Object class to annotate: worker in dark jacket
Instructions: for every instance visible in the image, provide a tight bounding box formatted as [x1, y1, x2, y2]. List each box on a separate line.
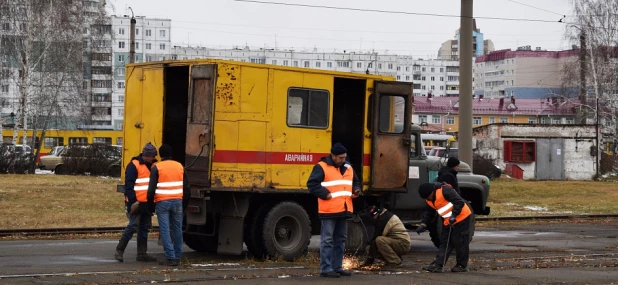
[416, 182, 472, 273]
[114, 143, 158, 262]
[147, 144, 191, 266]
[437, 157, 460, 195]
[307, 143, 361, 278]
[360, 206, 411, 269]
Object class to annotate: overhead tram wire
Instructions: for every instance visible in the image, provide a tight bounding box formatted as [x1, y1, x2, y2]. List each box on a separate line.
[233, 0, 566, 23]
[505, 0, 566, 17]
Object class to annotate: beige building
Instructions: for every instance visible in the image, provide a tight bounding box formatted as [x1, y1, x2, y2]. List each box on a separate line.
[473, 47, 579, 98]
[438, 20, 495, 61]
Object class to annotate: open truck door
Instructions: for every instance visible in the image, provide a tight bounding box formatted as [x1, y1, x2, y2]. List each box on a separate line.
[370, 81, 413, 192]
[185, 65, 217, 187]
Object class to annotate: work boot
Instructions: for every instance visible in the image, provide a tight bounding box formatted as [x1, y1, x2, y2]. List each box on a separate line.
[114, 239, 129, 262]
[451, 264, 469, 272]
[136, 239, 157, 262]
[360, 257, 375, 267]
[159, 259, 179, 266]
[319, 271, 340, 278]
[335, 270, 352, 276]
[425, 263, 443, 273]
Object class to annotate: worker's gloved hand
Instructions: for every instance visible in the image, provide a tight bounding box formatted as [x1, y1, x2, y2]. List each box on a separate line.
[449, 216, 456, 225]
[415, 224, 426, 235]
[360, 257, 375, 267]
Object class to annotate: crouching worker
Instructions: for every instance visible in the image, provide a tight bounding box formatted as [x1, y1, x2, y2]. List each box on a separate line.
[360, 206, 411, 269]
[416, 182, 472, 273]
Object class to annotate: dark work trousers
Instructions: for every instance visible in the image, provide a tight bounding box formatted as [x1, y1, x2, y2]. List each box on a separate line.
[434, 216, 470, 268]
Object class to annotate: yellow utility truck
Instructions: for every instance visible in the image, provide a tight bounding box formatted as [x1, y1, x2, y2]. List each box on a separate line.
[117, 59, 490, 261]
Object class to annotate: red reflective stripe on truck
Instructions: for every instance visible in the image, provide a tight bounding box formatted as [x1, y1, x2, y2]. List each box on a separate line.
[213, 150, 371, 166]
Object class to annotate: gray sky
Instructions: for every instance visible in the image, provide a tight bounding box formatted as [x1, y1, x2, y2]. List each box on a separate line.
[108, 0, 573, 58]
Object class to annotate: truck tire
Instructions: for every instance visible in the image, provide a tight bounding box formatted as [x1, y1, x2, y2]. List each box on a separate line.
[183, 233, 218, 253]
[54, 165, 66, 175]
[262, 202, 311, 261]
[346, 221, 369, 253]
[428, 214, 476, 249]
[244, 203, 272, 259]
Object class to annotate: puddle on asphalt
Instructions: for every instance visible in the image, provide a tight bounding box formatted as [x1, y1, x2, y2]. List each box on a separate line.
[475, 231, 562, 238]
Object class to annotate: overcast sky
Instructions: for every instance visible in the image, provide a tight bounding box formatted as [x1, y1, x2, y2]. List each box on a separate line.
[108, 0, 574, 58]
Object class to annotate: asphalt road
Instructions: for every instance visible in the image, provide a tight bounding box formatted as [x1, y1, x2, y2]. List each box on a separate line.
[1, 220, 617, 284]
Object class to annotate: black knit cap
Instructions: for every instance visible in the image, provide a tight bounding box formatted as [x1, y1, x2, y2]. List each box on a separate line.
[418, 182, 436, 199]
[159, 144, 173, 158]
[331, 143, 347, 155]
[447, 157, 460, 168]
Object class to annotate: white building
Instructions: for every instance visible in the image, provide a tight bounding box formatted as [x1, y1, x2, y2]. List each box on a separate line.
[110, 15, 171, 130]
[171, 46, 461, 97]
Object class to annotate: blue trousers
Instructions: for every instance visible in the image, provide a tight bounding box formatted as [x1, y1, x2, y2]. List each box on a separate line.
[319, 217, 347, 274]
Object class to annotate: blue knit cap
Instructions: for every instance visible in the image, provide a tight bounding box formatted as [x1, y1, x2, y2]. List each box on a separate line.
[142, 143, 157, 157]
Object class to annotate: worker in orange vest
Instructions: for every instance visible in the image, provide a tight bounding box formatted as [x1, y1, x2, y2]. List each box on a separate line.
[147, 144, 190, 267]
[115, 143, 158, 262]
[307, 143, 361, 278]
[416, 182, 472, 273]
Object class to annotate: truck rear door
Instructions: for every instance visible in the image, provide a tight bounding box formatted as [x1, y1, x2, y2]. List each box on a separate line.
[370, 81, 413, 192]
[185, 64, 216, 187]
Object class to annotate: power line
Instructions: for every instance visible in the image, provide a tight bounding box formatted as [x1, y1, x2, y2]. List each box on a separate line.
[234, 0, 566, 23]
[505, 0, 566, 17]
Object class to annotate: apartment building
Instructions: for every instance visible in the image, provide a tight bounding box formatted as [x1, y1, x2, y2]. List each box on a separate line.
[473, 47, 579, 99]
[438, 19, 495, 61]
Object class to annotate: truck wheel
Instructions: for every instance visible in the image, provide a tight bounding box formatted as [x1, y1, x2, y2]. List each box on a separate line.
[346, 221, 369, 253]
[262, 202, 311, 261]
[244, 203, 272, 259]
[183, 233, 218, 253]
[428, 215, 476, 249]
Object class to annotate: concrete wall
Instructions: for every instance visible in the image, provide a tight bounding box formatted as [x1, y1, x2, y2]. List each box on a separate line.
[473, 124, 596, 180]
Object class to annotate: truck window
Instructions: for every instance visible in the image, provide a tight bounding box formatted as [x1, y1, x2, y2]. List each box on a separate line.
[287, 88, 329, 128]
[378, 95, 405, 133]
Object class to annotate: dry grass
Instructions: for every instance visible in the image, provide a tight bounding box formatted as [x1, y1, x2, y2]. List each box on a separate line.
[487, 177, 618, 216]
[1, 175, 618, 229]
[0, 174, 127, 229]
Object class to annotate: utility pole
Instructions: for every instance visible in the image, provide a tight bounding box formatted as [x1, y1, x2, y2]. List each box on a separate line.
[128, 7, 136, 64]
[459, 0, 474, 170]
[579, 32, 587, 124]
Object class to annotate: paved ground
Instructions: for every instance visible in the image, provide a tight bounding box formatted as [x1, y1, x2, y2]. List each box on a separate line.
[1, 220, 617, 284]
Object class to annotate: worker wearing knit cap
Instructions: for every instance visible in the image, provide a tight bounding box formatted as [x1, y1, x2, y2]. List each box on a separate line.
[437, 157, 461, 195]
[307, 143, 361, 278]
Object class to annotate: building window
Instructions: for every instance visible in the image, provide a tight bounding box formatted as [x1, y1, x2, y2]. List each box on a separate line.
[388, 63, 393, 69]
[159, 43, 165, 50]
[1, 85, 8, 93]
[431, 68, 435, 72]
[422, 76, 426, 81]
[446, 116, 455, 125]
[500, 117, 508, 123]
[304, 61, 310, 68]
[378, 63, 382, 69]
[418, 115, 427, 123]
[504, 141, 536, 162]
[287, 88, 329, 128]
[440, 68, 444, 72]
[160, 30, 166, 37]
[473, 117, 482, 125]
[118, 28, 124, 35]
[93, 137, 112, 145]
[118, 96, 124, 103]
[283, 60, 289, 66]
[432, 116, 441, 124]
[406, 67, 410, 72]
[431, 85, 435, 90]
[565, 118, 574, 124]
[422, 67, 426, 72]
[135, 42, 139, 49]
[397, 66, 400, 71]
[271, 60, 277, 65]
[118, 55, 125, 62]
[397, 76, 401, 80]
[117, 68, 124, 76]
[327, 62, 332, 68]
[422, 85, 426, 90]
[117, 82, 125, 89]
[552, 118, 562, 124]
[135, 28, 139, 35]
[293, 61, 299, 67]
[118, 41, 125, 49]
[440, 86, 444, 90]
[406, 76, 410, 81]
[541, 117, 549, 124]
[146, 29, 151, 36]
[489, 117, 495, 124]
[431, 76, 435, 81]
[159, 56, 165, 61]
[440, 77, 444, 81]
[337, 61, 350, 68]
[146, 43, 151, 50]
[528, 117, 537, 124]
[118, 109, 124, 116]
[316, 62, 321, 68]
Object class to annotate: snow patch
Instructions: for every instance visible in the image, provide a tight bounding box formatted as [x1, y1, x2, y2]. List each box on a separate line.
[191, 262, 241, 267]
[523, 205, 548, 211]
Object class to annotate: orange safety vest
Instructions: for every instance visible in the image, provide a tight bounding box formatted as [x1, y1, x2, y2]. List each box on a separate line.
[154, 160, 185, 203]
[426, 186, 471, 226]
[317, 161, 354, 215]
[131, 159, 151, 203]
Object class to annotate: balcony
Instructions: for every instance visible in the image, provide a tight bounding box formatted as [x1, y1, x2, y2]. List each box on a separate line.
[91, 114, 111, 121]
[446, 72, 459, 76]
[446, 81, 459, 86]
[413, 71, 421, 75]
[91, 101, 112, 108]
[446, 90, 459, 95]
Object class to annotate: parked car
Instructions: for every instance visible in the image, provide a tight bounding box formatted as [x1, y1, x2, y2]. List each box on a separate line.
[46, 146, 65, 157]
[39, 144, 121, 177]
[428, 147, 459, 158]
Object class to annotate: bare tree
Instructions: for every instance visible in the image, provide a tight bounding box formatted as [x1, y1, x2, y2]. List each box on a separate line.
[0, 0, 111, 172]
[563, 0, 618, 140]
